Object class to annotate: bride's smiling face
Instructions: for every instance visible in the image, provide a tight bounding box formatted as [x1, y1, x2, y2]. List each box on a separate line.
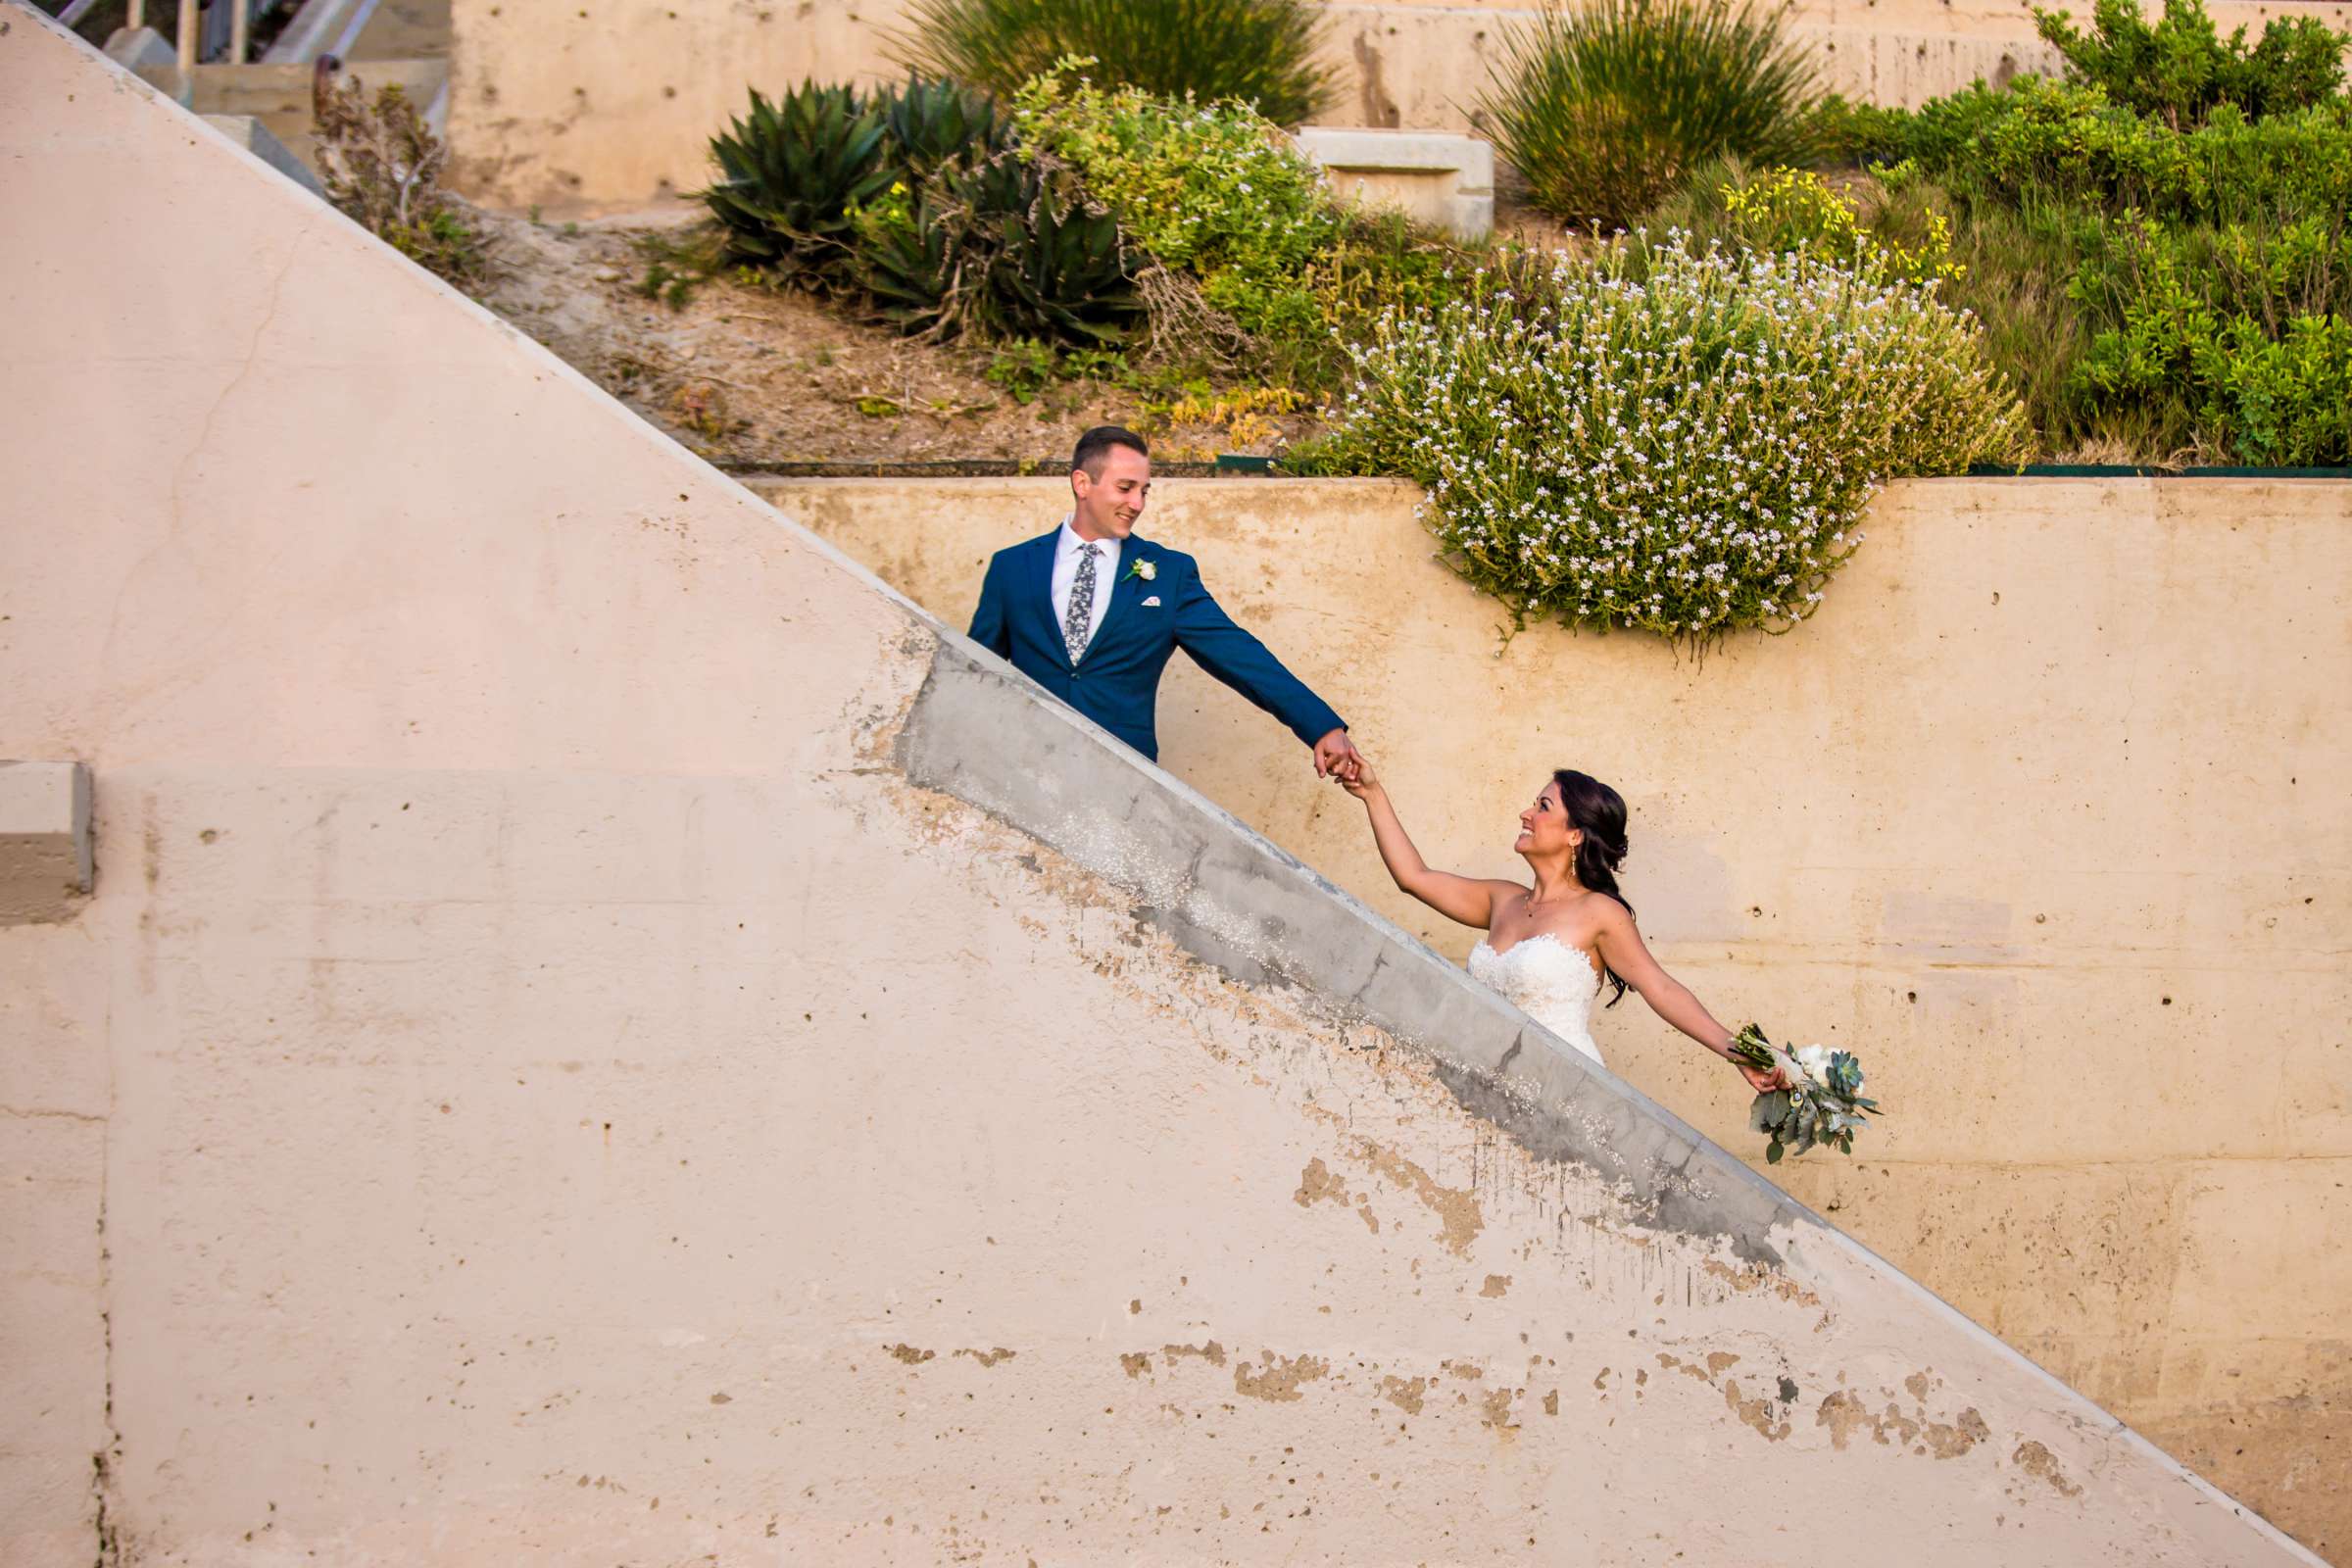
[1516, 781, 1582, 859]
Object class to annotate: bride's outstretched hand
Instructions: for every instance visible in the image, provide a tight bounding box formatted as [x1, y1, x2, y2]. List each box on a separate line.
[1339, 756, 1380, 798]
[1735, 1057, 1788, 1095]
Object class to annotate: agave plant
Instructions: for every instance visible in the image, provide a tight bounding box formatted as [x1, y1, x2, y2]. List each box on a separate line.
[862, 183, 974, 335]
[1481, 0, 1824, 229]
[891, 0, 1333, 125]
[874, 73, 1010, 178]
[978, 166, 1141, 345]
[703, 83, 892, 288]
[863, 152, 1141, 347]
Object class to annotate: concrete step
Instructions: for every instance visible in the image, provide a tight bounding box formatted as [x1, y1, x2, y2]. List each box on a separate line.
[200, 112, 323, 197]
[133, 55, 447, 172]
[263, 0, 447, 64]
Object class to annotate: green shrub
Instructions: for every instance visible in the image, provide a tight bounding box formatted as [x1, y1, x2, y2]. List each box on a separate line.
[2034, 0, 2346, 128]
[1298, 237, 2029, 640]
[1809, 93, 1913, 167]
[1009, 59, 1340, 344]
[704, 83, 893, 289]
[1882, 64, 2352, 461]
[1480, 0, 1824, 229]
[893, 0, 1333, 124]
[1902, 76, 2352, 223]
[2066, 212, 2352, 461]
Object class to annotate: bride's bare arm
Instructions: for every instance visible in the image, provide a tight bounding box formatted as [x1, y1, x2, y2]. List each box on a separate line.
[1592, 901, 1784, 1091]
[1341, 763, 1506, 930]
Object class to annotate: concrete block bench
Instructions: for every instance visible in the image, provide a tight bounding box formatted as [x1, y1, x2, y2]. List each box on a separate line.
[1292, 126, 1494, 240]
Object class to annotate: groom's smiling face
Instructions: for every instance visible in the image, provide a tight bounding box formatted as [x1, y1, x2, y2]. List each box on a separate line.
[1072, 446, 1152, 541]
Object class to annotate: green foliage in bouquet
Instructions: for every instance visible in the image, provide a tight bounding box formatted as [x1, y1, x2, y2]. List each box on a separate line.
[892, 0, 1334, 125]
[1298, 234, 2029, 641]
[1479, 0, 1825, 229]
[1730, 1025, 1880, 1163]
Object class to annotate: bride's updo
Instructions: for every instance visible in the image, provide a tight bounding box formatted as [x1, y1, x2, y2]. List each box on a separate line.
[1553, 768, 1635, 1005]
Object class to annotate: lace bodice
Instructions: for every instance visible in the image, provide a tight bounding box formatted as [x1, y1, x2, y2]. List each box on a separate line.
[1467, 932, 1605, 1066]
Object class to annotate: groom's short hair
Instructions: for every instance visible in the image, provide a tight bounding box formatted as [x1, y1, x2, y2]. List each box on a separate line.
[1073, 425, 1149, 478]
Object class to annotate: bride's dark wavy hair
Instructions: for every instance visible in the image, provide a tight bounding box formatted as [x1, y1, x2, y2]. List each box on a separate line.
[1553, 768, 1635, 1007]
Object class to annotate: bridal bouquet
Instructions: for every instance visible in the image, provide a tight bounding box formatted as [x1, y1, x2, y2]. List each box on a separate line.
[1730, 1025, 1880, 1163]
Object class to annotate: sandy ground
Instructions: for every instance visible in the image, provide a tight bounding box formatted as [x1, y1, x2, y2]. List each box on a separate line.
[469, 200, 1328, 468]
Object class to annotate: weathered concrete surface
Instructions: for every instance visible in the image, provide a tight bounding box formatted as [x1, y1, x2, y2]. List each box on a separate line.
[1, 11, 2337, 1564]
[763, 472, 2352, 1562]
[443, 0, 2352, 212]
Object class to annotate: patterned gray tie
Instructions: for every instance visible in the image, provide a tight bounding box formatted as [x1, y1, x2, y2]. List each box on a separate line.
[1063, 541, 1099, 664]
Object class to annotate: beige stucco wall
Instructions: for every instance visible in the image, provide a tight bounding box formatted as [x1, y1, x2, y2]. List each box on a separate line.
[1, 10, 2340, 1565]
[760, 472, 2352, 1560]
[446, 0, 2352, 212]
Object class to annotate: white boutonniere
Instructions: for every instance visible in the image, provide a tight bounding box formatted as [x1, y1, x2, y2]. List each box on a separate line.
[1122, 558, 1157, 584]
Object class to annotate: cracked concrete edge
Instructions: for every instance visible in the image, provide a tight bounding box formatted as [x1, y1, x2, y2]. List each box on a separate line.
[895, 641, 1810, 1264]
[889, 640, 2336, 1565]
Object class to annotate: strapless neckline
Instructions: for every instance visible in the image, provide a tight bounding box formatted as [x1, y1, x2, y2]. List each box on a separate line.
[1467, 932, 1606, 1066]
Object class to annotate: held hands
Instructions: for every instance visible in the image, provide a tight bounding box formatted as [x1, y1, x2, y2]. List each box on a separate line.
[1312, 728, 1366, 786]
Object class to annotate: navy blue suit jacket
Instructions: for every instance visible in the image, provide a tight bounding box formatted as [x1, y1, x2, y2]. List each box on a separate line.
[968, 528, 1345, 762]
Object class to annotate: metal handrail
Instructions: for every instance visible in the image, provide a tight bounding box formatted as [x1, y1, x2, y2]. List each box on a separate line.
[168, 0, 256, 69]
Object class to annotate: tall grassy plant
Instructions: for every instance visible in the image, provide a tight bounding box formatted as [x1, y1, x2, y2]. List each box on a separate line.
[1300, 238, 2030, 640]
[1482, 0, 1824, 229]
[893, 0, 1333, 124]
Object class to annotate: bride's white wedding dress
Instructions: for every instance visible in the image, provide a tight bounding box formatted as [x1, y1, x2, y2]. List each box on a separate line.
[1467, 932, 1606, 1066]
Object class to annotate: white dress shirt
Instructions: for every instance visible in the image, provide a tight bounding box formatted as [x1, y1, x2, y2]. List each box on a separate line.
[1051, 514, 1122, 655]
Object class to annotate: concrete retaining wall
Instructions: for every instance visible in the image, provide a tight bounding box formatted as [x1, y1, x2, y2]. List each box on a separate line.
[0, 10, 2335, 1564]
[760, 471, 2352, 1562]
[445, 0, 2352, 213]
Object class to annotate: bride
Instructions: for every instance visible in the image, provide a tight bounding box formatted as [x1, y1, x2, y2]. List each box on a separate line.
[1343, 760, 1785, 1092]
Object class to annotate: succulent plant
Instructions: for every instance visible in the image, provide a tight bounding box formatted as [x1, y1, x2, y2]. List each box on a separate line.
[703, 83, 893, 289]
[873, 74, 1010, 179]
[862, 152, 1141, 348]
[980, 168, 1139, 345]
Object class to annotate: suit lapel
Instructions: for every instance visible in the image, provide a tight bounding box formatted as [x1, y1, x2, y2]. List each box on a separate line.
[1025, 528, 1067, 668]
[1085, 538, 1153, 663]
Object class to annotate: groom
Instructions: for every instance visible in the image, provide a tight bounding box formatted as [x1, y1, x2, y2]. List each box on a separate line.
[969, 425, 1362, 777]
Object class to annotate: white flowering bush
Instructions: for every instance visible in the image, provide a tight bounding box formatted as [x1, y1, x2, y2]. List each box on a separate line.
[1297, 233, 2030, 639]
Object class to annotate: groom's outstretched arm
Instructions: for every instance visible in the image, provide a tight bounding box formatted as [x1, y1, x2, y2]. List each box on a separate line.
[1171, 560, 1345, 749]
[968, 555, 1012, 659]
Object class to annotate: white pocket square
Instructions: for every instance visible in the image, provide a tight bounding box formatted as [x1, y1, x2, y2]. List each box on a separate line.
[1142, 596, 1162, 608]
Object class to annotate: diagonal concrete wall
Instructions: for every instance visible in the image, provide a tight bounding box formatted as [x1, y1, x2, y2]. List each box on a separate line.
[0, 7, 2331, 1563]
[762, 470, 2352, 1561]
